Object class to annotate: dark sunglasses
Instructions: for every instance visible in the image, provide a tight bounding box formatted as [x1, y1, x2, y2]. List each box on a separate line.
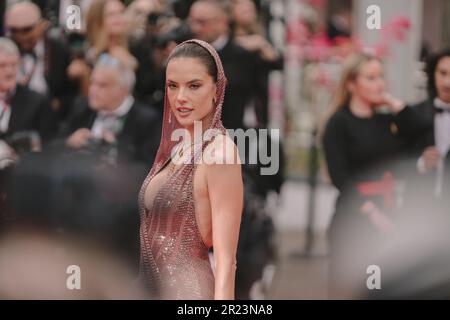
[8, 20, 40, 34]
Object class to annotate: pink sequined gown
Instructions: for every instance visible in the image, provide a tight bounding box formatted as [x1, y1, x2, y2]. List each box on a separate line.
[139, 39, 228, 300]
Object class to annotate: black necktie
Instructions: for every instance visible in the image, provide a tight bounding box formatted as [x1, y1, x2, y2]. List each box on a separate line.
[434, 106, 450, 114]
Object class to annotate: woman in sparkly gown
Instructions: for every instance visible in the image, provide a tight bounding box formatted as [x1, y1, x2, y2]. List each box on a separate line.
[139, 39, 243, 300]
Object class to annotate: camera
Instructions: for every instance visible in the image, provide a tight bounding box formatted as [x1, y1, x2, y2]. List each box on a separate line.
[4, 131, 42, 154]
[0, 140, 16, 170]
[154, 24, 193, 49]
[80, 137, 119, 166]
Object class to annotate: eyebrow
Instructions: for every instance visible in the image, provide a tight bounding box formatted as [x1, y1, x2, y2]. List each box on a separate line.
[167, 79, 203, 84]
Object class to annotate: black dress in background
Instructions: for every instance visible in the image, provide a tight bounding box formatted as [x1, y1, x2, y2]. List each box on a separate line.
[322, 105, 421, 295]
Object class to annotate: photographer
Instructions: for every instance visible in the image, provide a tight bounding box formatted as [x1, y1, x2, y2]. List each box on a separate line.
[0, 37, 57, 155]
[131, 9, 192, 111]
[61, 54, 161, 168]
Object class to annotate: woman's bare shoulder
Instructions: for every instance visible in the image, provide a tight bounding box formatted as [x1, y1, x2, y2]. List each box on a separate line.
[202, 133, 241, 166]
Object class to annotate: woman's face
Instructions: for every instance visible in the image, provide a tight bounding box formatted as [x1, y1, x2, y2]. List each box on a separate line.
[349, 59, 386, 107]
[104, 0, 126, 36]
[166, 57, 217, 130]
[233, 0, 257, 27]
[435, 56, 450, 103]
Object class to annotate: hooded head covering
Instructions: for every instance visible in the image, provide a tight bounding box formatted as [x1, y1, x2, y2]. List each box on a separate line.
[148, 39, 228, 177]
[138, 39, 228, 297]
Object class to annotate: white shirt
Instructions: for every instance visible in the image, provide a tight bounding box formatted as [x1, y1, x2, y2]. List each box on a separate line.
[0, 90, 15, 134]
[434, 98, 450, 196]
[434, 98, 450, 156]
[20, 40, 48, 95]
[211, 34, 229, 52]
[417, 98, 450, 197]
[91, 96, 134, 139]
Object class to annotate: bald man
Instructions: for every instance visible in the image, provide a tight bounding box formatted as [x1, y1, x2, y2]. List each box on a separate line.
[5, 2, 76, 119]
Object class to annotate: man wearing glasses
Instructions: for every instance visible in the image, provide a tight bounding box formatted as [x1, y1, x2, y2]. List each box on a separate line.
[0, 37, 56, 150]
[187, 0, 260, 131]
[5, 1, 75, 120]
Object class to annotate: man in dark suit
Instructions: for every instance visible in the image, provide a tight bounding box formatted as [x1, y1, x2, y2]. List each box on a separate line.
[188, 0, 260, 130]
[408, 48, 450, 211]
[0, 37, 56, 150]
[5, 2, 76, 119]
[61, 54, 161, 167]
[47, 55, 161, 268]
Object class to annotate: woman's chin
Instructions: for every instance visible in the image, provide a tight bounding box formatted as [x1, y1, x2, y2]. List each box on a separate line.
[175, 116, 195, 128]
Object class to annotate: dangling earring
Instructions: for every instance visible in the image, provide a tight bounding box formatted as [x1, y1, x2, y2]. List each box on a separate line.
[168, 111, 172, 124]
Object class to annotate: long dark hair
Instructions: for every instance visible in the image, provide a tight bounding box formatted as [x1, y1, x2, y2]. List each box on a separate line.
[426, 48, 450, 100]
[168, 42, 218, 82]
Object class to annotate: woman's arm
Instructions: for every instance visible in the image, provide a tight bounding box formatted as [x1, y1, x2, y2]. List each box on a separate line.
[235, 34, 281, 63]
[322, 113, 354, 192]
[382, 93, 428, 137]
[205, 136, 244, 300]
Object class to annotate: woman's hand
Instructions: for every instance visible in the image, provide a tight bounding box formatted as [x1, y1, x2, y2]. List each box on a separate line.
[360, 200, 395, 233]
[235, 34, 279, 62]
[419, 146, 441, 173]
[67, 58, 91, 80]
[66, 128, 92, 149]
[0, 140, 17, 169]
[67, 58, 91, 96]
[381, 92, 405, 113]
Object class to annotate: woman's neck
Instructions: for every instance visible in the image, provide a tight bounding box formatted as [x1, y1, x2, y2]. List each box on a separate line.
[185, 114, 215, 144]
[109, 34, 123, 47]
[349, 96, 373, 118]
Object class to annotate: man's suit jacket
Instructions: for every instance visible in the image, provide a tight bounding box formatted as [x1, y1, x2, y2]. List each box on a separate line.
[17, 32, 77, 119]
[2, 85, 57, 144]
[61, 97, 161, 166]
[411, 99, 436, 150]
[217, 38, 260, 130]
[404, 99, 450, 211]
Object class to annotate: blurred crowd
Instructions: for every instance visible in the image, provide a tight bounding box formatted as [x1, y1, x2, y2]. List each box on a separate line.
[0, 0, 283, 299]
[1, 0, 450, 300]
[322, 49, 450, 298]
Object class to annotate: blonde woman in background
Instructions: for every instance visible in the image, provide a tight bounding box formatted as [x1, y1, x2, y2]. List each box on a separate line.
[322, 53, 423, 297]
[67, 0, 137, 96]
